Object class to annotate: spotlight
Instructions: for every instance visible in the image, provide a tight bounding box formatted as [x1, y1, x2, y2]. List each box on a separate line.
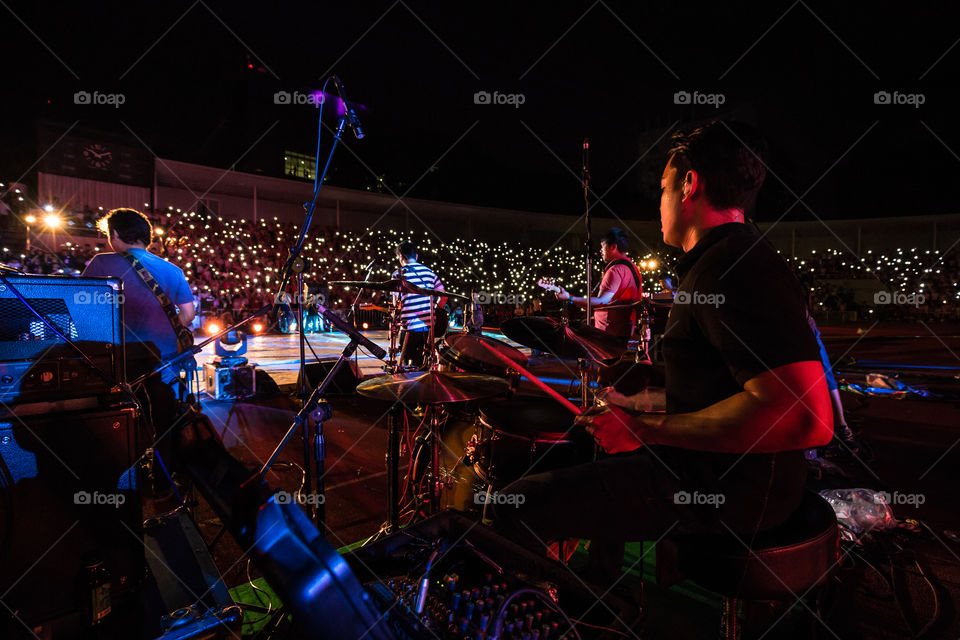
[43, 214, 62, 228]
[252, 322, 264, 333]
[207, 323, 221, 335]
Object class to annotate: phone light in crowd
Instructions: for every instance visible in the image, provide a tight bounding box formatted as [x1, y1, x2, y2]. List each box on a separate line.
[207, 323, 221, 335]
[647, 260, 658, 270]
[43, 214, 62, 228]
[155, 227, 164, 236]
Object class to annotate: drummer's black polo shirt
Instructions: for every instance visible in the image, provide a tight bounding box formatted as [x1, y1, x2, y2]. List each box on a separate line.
[656, 222, 821, 530]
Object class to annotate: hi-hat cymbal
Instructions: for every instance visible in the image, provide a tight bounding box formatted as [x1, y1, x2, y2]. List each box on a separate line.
[500, 317, 626, 364]
[328, 279, 469, 300]
[356, 370, 508, 404]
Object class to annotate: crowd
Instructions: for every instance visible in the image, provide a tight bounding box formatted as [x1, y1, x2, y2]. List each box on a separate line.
[3, 207, 958, 327]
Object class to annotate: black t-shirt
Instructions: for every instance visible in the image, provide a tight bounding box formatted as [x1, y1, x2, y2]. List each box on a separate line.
[655, 222, 821, 531]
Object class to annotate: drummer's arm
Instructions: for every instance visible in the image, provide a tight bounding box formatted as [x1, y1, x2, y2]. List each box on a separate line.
[630, 361, 833, 453]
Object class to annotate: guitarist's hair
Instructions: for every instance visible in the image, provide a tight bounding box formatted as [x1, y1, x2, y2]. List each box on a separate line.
[600, 228, 629, 253]
[104, 208, 152, 246]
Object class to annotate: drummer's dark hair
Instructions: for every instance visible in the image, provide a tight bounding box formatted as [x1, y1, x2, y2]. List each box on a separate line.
[667, 120, 767, 212]
[601, 228, 629, 253]
[396, 241, 417, 261]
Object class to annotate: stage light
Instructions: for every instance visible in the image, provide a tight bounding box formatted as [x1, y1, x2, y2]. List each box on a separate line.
[362, 322, 369, 329]
[43, 204, 54, 212]
[207, 323, 221, 335]
[155, 227, 164, 235]
[252, 322, 264, 333]
[24, 215, 36, 224]
[44, 214, 62, 228]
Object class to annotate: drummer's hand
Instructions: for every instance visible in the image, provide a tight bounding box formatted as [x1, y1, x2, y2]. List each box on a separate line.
[554, 287, 570, 302]
[575, 405, 644, 454]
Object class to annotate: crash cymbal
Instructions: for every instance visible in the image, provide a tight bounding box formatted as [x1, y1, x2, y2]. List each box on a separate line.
[328, 280, 469, 300]
[564, 322, 629, 363]
[500, 317, 626, 364]
[356, 370, 508, 404]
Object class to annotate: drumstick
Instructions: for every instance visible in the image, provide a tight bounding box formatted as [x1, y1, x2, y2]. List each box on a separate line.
[474, 339, 582, 415]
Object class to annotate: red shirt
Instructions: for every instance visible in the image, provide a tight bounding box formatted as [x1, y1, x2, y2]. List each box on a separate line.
[594, 259, 642, 337]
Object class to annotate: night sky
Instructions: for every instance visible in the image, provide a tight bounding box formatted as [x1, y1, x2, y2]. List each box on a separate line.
[4, 1, 959, 222]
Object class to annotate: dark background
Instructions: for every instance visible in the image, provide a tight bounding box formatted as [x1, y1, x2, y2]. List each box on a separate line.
[3, 1, 959, 221]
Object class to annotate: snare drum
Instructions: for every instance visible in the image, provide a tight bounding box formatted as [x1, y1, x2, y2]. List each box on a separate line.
[470, 396, 592, 488]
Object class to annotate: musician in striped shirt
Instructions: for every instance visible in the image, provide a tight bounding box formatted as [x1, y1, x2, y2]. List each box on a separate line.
[392, 241, 446, 368]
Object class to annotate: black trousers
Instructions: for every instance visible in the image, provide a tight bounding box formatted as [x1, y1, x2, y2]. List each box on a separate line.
[399, 330, 429, 369]
[491, 448, 804, 585]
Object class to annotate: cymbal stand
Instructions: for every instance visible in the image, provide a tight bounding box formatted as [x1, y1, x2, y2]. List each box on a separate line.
[638, 305, 652, 362]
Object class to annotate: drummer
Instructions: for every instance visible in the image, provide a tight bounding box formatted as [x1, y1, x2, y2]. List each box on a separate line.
[493, 121, 834, 587]
[554, 228, 643, 338]
[392, 241, 447, 368]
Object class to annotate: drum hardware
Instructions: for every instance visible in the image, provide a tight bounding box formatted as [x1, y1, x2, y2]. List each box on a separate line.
[358, 370, 509, 530]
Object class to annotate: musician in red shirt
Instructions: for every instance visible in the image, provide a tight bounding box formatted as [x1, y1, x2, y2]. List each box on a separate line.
[555, 228, 643, 337]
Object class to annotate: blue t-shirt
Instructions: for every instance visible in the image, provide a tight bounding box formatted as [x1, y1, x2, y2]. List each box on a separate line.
[82, 248, 193, 381]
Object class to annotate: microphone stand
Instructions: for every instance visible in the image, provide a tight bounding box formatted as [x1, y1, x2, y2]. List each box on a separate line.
[256, 113, 352, 532]
[347, 261, 375, 371]
[581, 138, 593, 410]
[582, 137, 593, 327]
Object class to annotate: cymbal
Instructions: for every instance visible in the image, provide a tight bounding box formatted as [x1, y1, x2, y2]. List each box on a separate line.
[444, 332, 529, 370]
[356, 370, 509, 404]
[329, 279, 469, 300]
[500, 317, 627, 364]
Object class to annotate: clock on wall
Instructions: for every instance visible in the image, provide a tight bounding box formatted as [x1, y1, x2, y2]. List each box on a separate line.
[82, 143, 113, 170]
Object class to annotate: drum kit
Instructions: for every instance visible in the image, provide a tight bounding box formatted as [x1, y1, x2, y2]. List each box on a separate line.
[333, 276, 666, 534]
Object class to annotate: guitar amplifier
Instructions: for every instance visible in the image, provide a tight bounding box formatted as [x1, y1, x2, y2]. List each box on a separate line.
[0, 400, 144, 638]
[0, 275, 124, 404]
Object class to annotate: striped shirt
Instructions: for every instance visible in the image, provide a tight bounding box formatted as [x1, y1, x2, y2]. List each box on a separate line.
[392, 262, 444, 332]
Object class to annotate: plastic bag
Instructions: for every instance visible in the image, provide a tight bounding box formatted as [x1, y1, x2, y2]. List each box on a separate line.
[819, 488, 897, 537]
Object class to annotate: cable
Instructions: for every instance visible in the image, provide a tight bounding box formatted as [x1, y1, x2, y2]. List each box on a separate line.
[239, 557, 275, 626]
[569, 617, 632, 638]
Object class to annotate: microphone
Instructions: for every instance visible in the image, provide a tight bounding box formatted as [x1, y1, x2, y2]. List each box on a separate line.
[317, 302, 386, 359]
[333, 76, 365, 139]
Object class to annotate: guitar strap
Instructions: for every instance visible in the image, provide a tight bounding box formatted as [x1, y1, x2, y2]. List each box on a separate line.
[120, 251, 194, 354]
[605, 258, 642, 291]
